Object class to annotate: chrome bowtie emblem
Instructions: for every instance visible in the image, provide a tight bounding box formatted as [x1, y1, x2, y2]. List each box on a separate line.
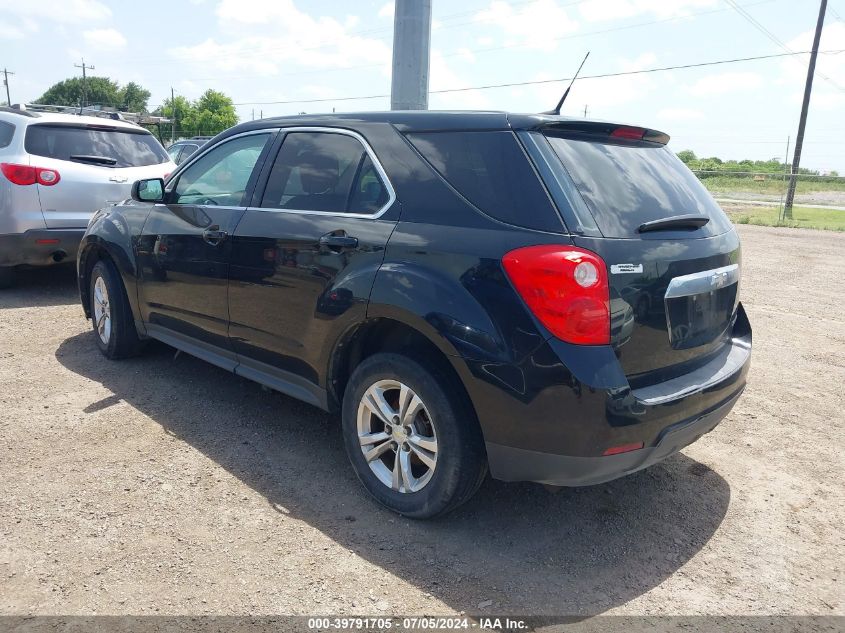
[108, 175, 128, 183]
[711, 271, 729, 288]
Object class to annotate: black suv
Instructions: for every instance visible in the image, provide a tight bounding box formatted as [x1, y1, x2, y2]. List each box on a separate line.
[78, 112, 751, 518]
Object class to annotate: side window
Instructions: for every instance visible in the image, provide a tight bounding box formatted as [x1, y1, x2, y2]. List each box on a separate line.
[173, 133, 271, 206]
[166, 144, 182, 162]
[406, 130, 562, 232]
[0, 121, 14, 149]
[180, 144, 199, 161]
[260, 131, 389, 215]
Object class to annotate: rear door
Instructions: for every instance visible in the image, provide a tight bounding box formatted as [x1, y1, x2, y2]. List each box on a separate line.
[24, 122, 173, 228]
[136, 130, 275, 353]
[228, 128, 397, 399]
[523, 127, 740, 383]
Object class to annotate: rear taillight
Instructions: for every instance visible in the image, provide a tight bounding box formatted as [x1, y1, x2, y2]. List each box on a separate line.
[502, 245, 610, 345]
[0, 163, 61, 186]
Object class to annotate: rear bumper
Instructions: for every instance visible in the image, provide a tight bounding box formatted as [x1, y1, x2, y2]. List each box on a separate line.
[463, 303, 751, 486]
[486, 386, 743, 486]
[0, 229, 85, 267]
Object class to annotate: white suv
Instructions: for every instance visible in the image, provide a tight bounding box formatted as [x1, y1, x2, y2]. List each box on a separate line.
[0, 107, 175, 288]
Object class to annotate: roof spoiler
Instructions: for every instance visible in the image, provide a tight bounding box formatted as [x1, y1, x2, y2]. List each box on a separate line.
[538, 120, 670, 145]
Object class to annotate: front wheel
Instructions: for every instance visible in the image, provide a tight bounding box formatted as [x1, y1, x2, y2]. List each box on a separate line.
[89, 259, 141, 359]
[341, 353, 487, 519]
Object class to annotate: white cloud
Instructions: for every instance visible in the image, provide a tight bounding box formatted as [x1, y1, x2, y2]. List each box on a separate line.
[428, 50, 492, 110]
[778, 22, 845, 111]
[530, 53, 658, 116]
[0, 0, 111, 23]
[687, 72, 763, 97]
[83, 28, 127, 50]
[579, 0, 717, 22]
[474, 0, 578, 51]
[657, 107, 704, 120]
[171, 0, 390, 77]
[378, 2, 394, 19]
[0, 18, 36, 40]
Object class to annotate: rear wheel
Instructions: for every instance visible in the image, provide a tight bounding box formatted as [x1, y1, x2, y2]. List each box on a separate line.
[89, 259, 141, 359]
[341, 353, 486, 518]
[0, 267, 14, 289]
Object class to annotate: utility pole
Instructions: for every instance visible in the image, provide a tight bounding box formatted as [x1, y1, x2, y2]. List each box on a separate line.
[2, 68, 13, 106]
[171, 87, 176, 143]
[390, 0, 432, 110]
[583, 104, 588, 118]
[784, 0, 827, 219]
[74, 58, 95, 110]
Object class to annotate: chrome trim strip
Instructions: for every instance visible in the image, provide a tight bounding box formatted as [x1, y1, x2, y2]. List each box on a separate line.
[633, 336, 750, 406]
[250, 126, 397, 220]
[664, 264, 740, 299]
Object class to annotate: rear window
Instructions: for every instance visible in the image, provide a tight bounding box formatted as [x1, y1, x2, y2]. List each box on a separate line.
[25, 124, 169, 168]
[0, 121, 14, 148]
[544, 135, 732, 238]
[406, 131, 562, 232]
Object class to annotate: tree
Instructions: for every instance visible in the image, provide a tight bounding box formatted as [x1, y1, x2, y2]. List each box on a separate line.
[118, 82, 151, 113]
[676, 149, 697, 164]
[35, 77, 121, 108]
[158, 95, 194, 137]
[181, 89, 238, 135]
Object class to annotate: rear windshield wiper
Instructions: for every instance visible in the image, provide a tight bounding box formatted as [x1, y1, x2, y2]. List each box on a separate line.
[69, 154, 118, 166]
[638, 214, 710, 233]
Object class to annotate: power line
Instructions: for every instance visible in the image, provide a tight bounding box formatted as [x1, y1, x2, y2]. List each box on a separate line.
[232, 48, 845, 106]
[724, 0, 844, 92]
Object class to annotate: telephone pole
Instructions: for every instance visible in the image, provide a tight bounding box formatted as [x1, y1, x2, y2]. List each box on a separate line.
[783, 0, 827, 219]
[171, 87, 176, 143]
[390, 0, 432, 110]
[2, 68, 13, 106]
[74, 58, 95, 110]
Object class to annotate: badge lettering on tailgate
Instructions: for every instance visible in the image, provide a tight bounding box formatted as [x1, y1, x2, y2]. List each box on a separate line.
[611, 263, 643, 274]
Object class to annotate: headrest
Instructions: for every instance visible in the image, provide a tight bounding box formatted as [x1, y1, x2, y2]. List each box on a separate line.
[298, 149, 339, 194]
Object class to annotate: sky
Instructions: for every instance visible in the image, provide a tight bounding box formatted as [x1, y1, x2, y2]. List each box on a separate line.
[1, 0, 844, 172]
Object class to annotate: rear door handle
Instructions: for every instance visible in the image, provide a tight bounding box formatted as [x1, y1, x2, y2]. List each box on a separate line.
[202, 228, 227, 246]
[319, 233, 358, 249]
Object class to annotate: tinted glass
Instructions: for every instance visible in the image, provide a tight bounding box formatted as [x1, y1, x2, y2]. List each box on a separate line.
[0, 121, 13, 149]
[166, 144, 182, 161]
[406, 131, 562, 232]
[261, 131, 388, 214]
[173, 133, 270, 206]
[545, 136, 732, 238]
[180, 144, 199, 161]
[25, 124, 169, 167]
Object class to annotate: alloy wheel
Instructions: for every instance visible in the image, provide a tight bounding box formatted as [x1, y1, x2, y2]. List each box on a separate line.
[356, 379, 438, 493]
[93, 276, 112, 345]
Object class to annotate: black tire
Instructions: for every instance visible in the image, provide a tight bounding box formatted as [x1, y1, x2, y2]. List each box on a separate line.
[89, 259, 142, 359]
[0, 266, 14, 289]
[341, 352, 487, 519]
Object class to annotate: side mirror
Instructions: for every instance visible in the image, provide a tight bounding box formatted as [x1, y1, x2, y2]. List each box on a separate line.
[131, 178, 165, 203]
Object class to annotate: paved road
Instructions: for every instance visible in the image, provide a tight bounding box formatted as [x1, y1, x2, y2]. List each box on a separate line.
[715, 197, 845, 211]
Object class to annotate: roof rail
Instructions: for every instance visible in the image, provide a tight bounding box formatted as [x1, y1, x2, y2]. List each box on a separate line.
[19, 103, 171, 126]
[0, 105, 40, 118]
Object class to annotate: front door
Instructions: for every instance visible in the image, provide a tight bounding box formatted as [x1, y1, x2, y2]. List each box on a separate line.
[228, 129, 398, 402]
[136, 131, 275, 354]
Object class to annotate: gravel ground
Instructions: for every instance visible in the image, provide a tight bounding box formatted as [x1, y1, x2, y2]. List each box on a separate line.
[0, 225, 842, 618]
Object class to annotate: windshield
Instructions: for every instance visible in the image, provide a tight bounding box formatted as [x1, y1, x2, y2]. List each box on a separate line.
[544, 134, 732, 238]
[25, 124, 170, 168]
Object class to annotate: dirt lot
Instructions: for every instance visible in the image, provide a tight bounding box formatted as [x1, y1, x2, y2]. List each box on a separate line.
[0, 225, 842, 618]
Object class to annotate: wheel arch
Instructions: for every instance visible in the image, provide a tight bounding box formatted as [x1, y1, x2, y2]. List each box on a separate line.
[327, 313, 482, 438]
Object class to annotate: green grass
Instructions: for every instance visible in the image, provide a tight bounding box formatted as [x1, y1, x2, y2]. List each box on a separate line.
[726, 205, 845, 231]
[700, 176, 845, 196]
